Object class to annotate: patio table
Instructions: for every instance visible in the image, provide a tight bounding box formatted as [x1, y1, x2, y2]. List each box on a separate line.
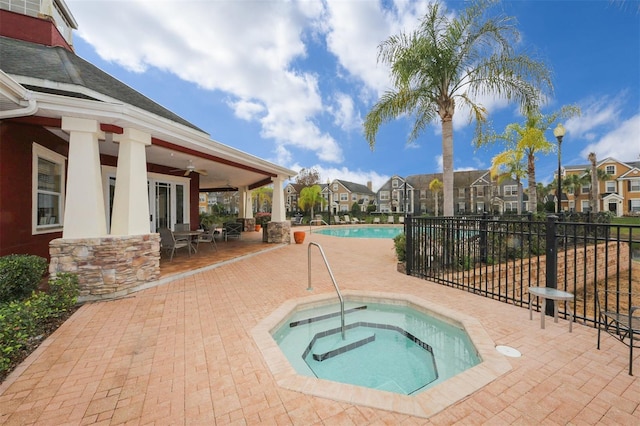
[528, 286, 575, 332]
[173, 230, 202, 255]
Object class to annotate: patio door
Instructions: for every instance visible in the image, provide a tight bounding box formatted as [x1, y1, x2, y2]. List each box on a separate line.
[150, 180, 188, 232]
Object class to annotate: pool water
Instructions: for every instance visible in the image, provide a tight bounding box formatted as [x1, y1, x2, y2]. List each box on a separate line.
[313, 226, 403, 239]
[272, 301, 480, 395]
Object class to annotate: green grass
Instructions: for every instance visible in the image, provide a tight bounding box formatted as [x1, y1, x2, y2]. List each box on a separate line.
[612, 216, 640, 226]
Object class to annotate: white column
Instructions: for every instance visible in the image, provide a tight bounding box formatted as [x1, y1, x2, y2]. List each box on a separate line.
[61, 117, 107, 238]
[110, 128, 151, 235]
[271, 176, 286, 221]
[238, 188, 246, 218]
[245, 189, 254, 219]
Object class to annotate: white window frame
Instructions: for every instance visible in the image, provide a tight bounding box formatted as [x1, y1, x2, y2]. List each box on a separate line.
[380, 191, 390, 201]
[630, 179, 640, 192]
[392, 179, 399, 188]
[631, 199, 640, 212]
[581, 200, 591, 212]
[476, 187, 484, 197]
[581, 184, 590, 194]
[504, 185, 518, 196]
[352, 193, 357, 201]
[32, 143, 66, 234]
[340, 193, 348, 201]
[605, 165, 616, 175]
[605, 180, 616, 193]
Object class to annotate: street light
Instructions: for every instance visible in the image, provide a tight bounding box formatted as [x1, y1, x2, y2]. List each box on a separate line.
[554, 123, 566, 214]
[327, 179, 331, 226]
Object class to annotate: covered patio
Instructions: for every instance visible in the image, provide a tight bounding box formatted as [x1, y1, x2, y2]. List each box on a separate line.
[1, 231, 638, 424]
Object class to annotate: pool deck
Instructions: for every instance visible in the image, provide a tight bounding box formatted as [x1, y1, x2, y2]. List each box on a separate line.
[1, 231, 639, 424]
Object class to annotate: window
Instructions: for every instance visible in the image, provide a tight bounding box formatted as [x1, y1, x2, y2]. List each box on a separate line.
[380, 191, 389, 200]
[630, 179, 640, 192]
[32, 144, 65, 233]
[457, 202, 466, 212]
[605, 181, 616, 193]
[458, 188, 465, 197]
[567, 186, 574, 195]
[340, 193, 348, 201]
[605, 165, 616, 175]
[504, 185, 518, 196]
[631, 199, 640, 212]
[581, 200, 591, 212]
[392, 179, 399, 188]
[352, 194, 357, 201]
[581, 185, 590, 194]
[420, 190, 427, 198]
[476, 187, 484, 197]
[569, 201, 575, 212]
[476, 202, 484, 212]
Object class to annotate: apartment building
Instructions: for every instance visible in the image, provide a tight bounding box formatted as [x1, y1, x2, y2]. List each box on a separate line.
[561, 157, 640, 216]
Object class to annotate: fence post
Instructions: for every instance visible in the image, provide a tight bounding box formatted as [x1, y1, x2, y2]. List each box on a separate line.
[405, 214, 412, 276]
[545, 215, 558, 316]
[480, 212, 488, 263]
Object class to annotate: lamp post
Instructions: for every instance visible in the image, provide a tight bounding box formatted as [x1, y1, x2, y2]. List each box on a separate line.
[327, 179, 331, 226]
[554, 124, 566, 214]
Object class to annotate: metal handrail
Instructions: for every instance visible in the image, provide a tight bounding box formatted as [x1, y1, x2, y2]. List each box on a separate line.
[307, 242, 345, 339]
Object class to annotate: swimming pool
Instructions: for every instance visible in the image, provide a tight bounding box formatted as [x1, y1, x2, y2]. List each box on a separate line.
[272, 301, 480, 395]
[252, 291, 512, 418]
[313, 225, 403, 239]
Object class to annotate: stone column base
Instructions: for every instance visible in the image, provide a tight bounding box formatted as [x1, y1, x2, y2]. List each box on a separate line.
[237, 217, 256, 232]
[49, 234, 160, 300]
[266, 221, 291, 244]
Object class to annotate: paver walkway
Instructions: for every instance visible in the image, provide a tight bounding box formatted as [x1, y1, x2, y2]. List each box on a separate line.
[1, 231, 638, 424]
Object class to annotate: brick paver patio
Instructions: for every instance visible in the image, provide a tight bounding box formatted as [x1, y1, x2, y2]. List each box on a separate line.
[1, 229, 638, 424]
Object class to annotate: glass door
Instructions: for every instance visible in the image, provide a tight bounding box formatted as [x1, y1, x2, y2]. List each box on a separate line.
[154, 182, 171, 232]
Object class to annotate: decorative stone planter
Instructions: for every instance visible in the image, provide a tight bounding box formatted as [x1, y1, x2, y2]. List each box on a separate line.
[293, 231, 306, 244]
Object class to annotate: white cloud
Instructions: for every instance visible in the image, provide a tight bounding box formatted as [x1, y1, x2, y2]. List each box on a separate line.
[288, 163, 389, 192]
[579, 114, 640, 161]
[330, 92, 361, 132]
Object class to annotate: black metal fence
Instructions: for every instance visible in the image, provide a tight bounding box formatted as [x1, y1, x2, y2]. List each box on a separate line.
[404, 214, 639, 326]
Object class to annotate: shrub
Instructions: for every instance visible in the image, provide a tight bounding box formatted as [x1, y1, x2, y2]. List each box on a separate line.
[0, 254, 47, 303]
[0, 273, 79, 376]
[393, 233, 406, 262]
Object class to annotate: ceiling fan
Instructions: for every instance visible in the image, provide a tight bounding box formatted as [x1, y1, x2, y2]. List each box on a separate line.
[171, 160, 207, 176]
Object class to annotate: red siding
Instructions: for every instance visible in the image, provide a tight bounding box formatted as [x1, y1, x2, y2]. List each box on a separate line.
[0, 9, 73, 51]
[0, 121, 67, 259]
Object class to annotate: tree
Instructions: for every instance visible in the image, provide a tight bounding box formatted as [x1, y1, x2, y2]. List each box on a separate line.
[252, 186, 272, 213]
[477, 105, 580, 212]
[298, 185, 323, 218]
[295, 168, 320, 187]
[589, 152, 598, 213]
[429, 178, 443, 216]
[490, 148, 526, 214]
[364, 0, 552, 217]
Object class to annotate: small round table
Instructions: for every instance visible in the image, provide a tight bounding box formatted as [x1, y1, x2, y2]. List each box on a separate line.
[528, 286, 575, 332]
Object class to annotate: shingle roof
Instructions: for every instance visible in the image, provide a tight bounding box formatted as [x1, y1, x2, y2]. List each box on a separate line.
[0, 36, 203, 132]
[336, 180, 375, 195]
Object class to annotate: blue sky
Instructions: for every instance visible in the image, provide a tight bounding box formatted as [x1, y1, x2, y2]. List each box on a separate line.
[67, 0, 639, 191]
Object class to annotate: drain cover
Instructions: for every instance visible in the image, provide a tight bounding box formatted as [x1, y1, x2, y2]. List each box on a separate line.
[496, 345, 521, 357]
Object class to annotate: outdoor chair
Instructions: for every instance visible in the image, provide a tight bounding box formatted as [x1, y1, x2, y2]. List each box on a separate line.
[334, 215, 345, 224]
[373, 217, 380, 224]
[398, 216, 404, 224]
[174, 223, 190, 231]
[343, 215, 351, 224]
[596, 290, 640, 375]
[159, 227, 190, 261]
[292, 216, 304, 226]
[223, 222, 243, 241]
[387, 216, 395, 224]
[197, 227, 218, 250]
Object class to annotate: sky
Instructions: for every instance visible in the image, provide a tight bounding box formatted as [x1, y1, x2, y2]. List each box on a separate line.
[66, 0, 639, 191]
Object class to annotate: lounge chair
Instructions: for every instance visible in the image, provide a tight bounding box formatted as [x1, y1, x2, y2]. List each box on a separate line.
[387, 216, 395, 224]
[398, 216, 404, 224]
[291, 216, 304, 226]
[159, 227, 190, 261]
[596, 290, 640, 375]
[343, 215, 351, 224]
[334, 215, 345, 224]
[223, 222, 243, 241]
[373, 217, 380, 224]
[351, 217, 360, 224]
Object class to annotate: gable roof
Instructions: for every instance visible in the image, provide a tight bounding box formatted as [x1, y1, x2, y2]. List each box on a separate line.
[0, 36, 203, 132]
[335, 180, 375, 195]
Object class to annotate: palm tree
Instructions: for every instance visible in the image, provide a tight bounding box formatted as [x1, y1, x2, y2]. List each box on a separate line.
[477, 105, 580, 212]
[561, 173, 588, 212]
[363, 0, 552, 217]
[490, 148, 526, 214]
[298, 185, 323, 219]
[429, 178, 443, 216]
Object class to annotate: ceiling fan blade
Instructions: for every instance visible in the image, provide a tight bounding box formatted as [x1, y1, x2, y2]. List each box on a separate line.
[184, 169, 191, 176]
[195, 169, 208, 176]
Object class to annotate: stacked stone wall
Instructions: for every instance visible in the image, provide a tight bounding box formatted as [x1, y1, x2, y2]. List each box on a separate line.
[49, 234, 160, 299]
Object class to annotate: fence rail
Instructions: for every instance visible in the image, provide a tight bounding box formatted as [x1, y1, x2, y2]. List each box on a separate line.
[404, 214, 639, 326]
